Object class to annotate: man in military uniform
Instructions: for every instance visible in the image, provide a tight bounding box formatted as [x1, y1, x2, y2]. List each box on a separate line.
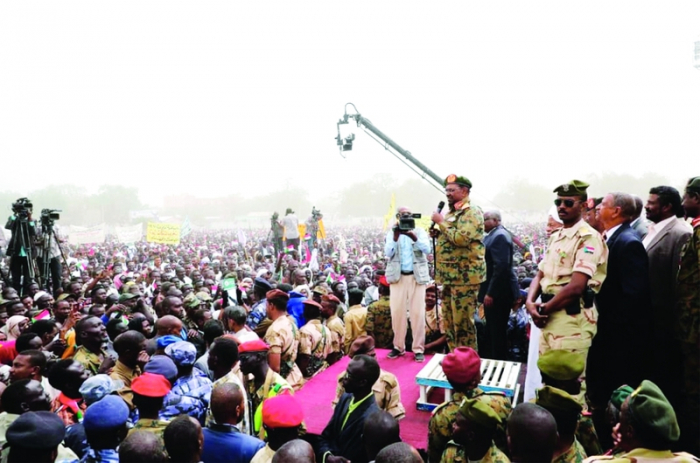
[676, 176, 700, 456]
[365, 275, 394, 349]
[584, 380, 699, 462]
[428, 347, 511, 463]
[536, 386, 587, 463]
[238, 339, 293, 439]
[264, 289, 304, 390]
[297, 299, 332, 378]
[526, 180, 607, 406]
[332, 336, 405, 420]
[424, 284, 446, 354]
[430, 174, 487, 351]
[321, 294, 345, 365]
[440, 398, 509, 463]
[271, 212, 284, 255]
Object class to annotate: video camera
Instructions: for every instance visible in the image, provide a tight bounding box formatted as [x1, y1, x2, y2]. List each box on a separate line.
[311, 207, 322, 220]
[11, 198, 33, 219]
[41, 208, 61, 228]
[397, 213, 421, 231]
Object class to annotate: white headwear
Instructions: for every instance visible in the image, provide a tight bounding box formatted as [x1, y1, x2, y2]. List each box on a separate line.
[548, 205, 563, 224]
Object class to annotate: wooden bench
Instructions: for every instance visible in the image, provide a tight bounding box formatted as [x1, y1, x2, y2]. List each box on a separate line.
[415, 354, 521, 411]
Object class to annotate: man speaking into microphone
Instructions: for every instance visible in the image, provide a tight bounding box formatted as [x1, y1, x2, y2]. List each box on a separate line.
[384, 206, 431, 362]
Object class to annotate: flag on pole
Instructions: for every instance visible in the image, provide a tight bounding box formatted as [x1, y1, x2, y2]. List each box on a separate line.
[382, 193, 396, 232]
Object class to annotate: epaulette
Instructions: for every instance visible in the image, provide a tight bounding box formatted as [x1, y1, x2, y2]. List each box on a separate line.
[431, 399, 458, 416]
[578, 226, 593, 237]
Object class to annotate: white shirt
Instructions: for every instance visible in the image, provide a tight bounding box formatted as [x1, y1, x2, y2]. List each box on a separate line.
[604, 224, 623, 242]
[282, 214, 300, 239]
[642, 216, 677, 249]
[234, 327, 259, 343]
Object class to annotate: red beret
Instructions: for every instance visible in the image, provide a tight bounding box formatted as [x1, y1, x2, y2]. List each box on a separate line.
[266, 289, 289, 301]
[239, 339, 270, 353]
[132, 372, 172, 397]
[378, 276, 390, 288]
[322, 294, 341, 304]
[441, 347, 481, 384]
[302, 299, 322, 309]
[262, 393, 304, 428]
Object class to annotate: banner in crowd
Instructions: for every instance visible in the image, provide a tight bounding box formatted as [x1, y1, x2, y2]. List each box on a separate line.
[382, 193, 396, 232]
[68, 224, 106, 245]
[181, 217, 192, 238]
[115, 224, 143, 243]
[146, 223, 181, 245]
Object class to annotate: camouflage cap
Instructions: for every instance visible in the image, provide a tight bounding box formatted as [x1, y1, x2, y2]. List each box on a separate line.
[627, 380, 679, 442]
[444, 174, 472, 188]
[459, 397, 502, 431]
[118, 292, 138, 303]
[553, 180, 589, 196]
[536, 385, 582, 414]
[183, 294, 201, 309]
[196, 291, 213, 302]
[686, 176, 700, 192]
[537, 349, 585, 381]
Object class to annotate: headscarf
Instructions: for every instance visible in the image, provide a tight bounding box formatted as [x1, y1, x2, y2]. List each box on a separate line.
[6, 316, 29, 341]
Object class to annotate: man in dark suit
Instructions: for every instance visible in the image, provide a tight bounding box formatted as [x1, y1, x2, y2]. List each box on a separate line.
[643, 186, 692, 405]
[589, 192, 652, 449]
[478, 210, 518, 360]
[316, 355, 380, 463]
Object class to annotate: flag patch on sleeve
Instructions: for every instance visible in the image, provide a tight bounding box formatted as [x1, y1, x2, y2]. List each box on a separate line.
[583, 246, 595, 254]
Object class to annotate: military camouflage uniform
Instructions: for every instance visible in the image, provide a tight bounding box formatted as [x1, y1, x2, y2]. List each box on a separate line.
[428, 388, 512, 463]
[365, 296, 394, 349]
[435, 199, 487, 351]
[577, 412, 603, 457]
[440, 441, 510, 463]
[324, 314, 345, 358]
[128, 418, 170, 448]
[583, 448, 700, 463]
[553, 439, 587, 463]
[425, 304, 445, 353]
[249, 369, 293, 438]
[265, 314, 304, 390]
[333, 369, 405, 420]
[538, 218, 607, 405]
[298, 319, 332, 377]
[676, 218, 700, 454]
[73, 346, 108, 376]
[160, 369, 212, 424]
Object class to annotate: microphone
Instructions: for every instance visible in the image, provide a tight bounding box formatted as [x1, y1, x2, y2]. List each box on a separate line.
[430, 201, 445, 230]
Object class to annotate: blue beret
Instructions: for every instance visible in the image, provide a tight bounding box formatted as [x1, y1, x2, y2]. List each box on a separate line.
[165, 341, 197, 366]
[6, 411, 65, 449]
[79, 374, 125, 406]
[156, 335, 182, 350]
[254, 277, 273, 291]
[144, 355, 178, 383]
[84, 395, 129, 431]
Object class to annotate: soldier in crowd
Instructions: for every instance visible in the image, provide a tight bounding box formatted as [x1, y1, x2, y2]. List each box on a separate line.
[264, 289, 304, 390]
[297, 299, 332, 378]
[365, 275, 393, 349]
[321, 294, 345, 365]
[535, 386, 587, 463]
[424, 284, 446, 354]
[431, 174, 487, 351]
[440, 398, 509, 463]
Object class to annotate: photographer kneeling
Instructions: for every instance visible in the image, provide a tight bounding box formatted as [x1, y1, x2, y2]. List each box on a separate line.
[384, 207, 431, 362]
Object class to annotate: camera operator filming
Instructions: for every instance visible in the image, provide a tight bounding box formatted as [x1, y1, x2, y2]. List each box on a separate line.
[5, 198, 37, 295]
[384, 207, 431, 362]
[37, 208, 65, 294]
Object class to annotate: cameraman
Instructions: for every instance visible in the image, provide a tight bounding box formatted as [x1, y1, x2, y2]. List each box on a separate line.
[37, 220, 65, 295]
[384, 207, 431, 362]
[5, 199, 37, 294]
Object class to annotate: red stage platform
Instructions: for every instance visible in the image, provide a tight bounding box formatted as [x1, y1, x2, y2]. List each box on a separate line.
[294, 349, 434, 451]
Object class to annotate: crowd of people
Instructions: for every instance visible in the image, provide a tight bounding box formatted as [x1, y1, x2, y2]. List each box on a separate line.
[0, 173, 697, 463]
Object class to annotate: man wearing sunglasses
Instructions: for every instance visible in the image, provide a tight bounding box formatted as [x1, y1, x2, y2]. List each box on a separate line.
[525, 180, 607, 408]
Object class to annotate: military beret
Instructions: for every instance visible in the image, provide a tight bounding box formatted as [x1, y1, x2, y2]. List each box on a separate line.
[144, 355, 178, 383]
[165, 340, 197, 366]
[196, 291, 213, 302]
[441, 347, 481, 385]
[266, 289, 289, 301]
[79, 374, 125, 406]
[262, 393, 304, 428]
[118, 292, 138, 303]
[537, 349, 585, 381]
[444, 174, 472, 188]
[302, 299, 322, 310]
[553, 180, 589, 196]
[156, 335, 182, 351]
[83, 395, 130, 431]
[686, 176, 700, 192]
[6, 411, 66, 449]
[239, 339, 270, 354]
[348, 335, 375, 358]
[459, 397, 502, 430]
[627, 380, 680, 442]
[57, 293, 79, 302]
[347, 288, 364, 298]
[610, 385, 634, 409]
[321, 294, 341, 305]
[286, 208, 294, 214]
[132, 372, 172, 397]
[378, 275, 390, 288]
[536, 386, 582, 414]
[585, 197, 603, 211]
[312, 285, 329, 296]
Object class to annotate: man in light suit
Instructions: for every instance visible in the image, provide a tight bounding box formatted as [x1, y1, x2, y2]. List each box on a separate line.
[590, 192, 652, 449]
[630, 195, 650, 239]
[478, 210, 518, 360]
[643, 186, 691, 406]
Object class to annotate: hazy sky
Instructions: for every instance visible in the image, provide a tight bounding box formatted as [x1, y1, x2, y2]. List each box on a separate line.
[1, 1, 698, 208]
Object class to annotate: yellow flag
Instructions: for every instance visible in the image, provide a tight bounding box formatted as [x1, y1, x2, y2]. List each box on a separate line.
[382, 193, 396, 232]
[318, 219, 326, 239]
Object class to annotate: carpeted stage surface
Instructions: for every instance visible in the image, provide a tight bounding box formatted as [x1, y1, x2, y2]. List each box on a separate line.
[295, 349, 438, 451]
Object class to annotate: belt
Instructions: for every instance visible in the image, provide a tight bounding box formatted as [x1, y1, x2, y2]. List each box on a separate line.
[540, 293, 580, 315]
[401, 271, 414, 275]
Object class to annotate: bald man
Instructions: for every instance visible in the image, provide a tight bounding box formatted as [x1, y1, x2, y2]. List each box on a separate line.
[156, 315, 183, 337]
[507, 403, 558, 463]
[202, 383, 264, 463]
[375, 443, 422, 463]
[272, 440, 315, 463]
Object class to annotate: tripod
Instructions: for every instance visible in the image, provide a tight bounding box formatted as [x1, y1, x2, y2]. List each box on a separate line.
[9, 215, 38, 295]
[39, 221, 68, 294]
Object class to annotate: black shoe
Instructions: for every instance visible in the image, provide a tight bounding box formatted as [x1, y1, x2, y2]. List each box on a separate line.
[387, 348, 405, 359]
[414, 353, 425, 363]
